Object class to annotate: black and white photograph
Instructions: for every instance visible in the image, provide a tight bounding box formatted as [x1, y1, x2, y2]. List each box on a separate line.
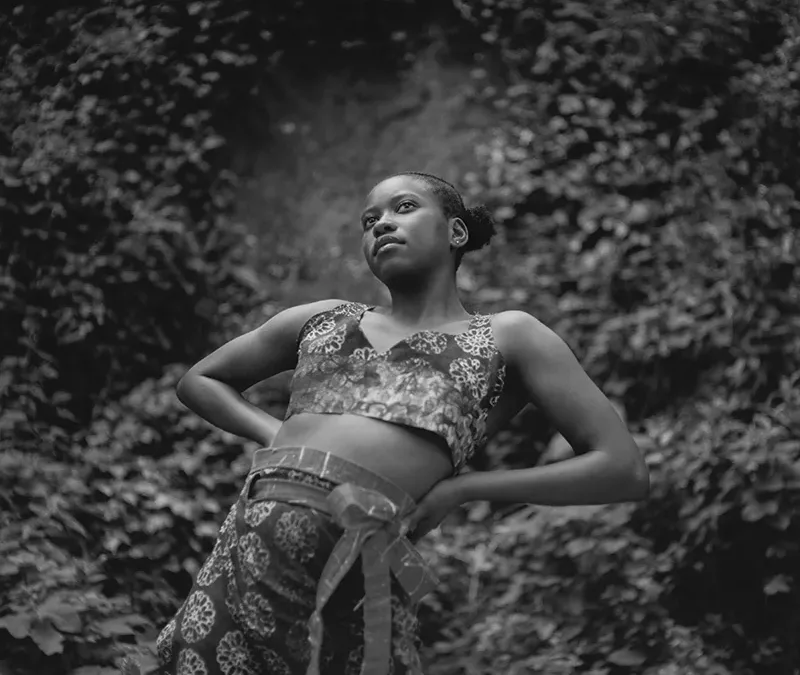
[1, 1, 798, 674]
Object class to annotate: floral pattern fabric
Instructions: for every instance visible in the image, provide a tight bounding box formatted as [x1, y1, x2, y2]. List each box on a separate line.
[287, 302, 506, 475]
[158, 467, 423, 675]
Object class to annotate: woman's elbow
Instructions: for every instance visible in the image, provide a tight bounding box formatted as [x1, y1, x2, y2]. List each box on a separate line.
[176, 371, 200, 404]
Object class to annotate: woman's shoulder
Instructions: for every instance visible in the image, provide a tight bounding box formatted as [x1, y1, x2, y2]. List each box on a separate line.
[489, 308, 549, 329]
[251, 298, 357, 338]
[279, 297, 365, 317]
[488, 309, 570, 364]
[291, 298, 368, 336]
[302, 298, 353, 313]
[301, 298, 369, 317]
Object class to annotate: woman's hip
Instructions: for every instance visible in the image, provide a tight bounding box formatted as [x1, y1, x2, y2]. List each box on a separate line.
[235, 446, 432, 606]
[158, 447, 432, 674]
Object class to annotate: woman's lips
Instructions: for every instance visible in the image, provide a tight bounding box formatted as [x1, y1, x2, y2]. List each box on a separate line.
[376, 242, 402, 254]
[373, 236, 404, 255]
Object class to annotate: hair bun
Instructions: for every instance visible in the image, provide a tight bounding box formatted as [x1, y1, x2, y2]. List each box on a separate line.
[463, 205, 497, 251]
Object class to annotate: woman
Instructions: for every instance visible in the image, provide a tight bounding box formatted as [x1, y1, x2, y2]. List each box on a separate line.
[155, 172, 649, 675]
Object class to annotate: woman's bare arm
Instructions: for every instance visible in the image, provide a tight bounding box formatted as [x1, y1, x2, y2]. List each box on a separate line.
[176, 299, 345, 446]
[453, 310, 649, 505]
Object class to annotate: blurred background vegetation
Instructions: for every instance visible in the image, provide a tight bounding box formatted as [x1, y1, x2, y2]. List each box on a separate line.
[1, 1, 799, 673]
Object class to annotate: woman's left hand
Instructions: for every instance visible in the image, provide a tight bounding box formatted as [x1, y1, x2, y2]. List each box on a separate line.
[401, 478, 464, 543]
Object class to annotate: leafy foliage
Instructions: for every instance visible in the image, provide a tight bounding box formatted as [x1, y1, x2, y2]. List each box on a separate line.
[451, 0, 800, 672]
[420, 503, 671, 675]
[462, 0, 799, 414]
[0, 365, 257, 672]
[1, 0, 799, 673]
[0, 0, 440, 671]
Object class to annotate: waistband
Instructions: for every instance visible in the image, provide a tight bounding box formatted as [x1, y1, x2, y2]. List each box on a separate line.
[249, 445, 415, 513]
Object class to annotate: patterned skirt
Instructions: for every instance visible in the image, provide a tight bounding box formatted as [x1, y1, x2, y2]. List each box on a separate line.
[156, 446, 434, 675]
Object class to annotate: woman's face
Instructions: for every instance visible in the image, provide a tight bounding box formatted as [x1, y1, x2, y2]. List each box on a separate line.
[360, 176, 449, 284]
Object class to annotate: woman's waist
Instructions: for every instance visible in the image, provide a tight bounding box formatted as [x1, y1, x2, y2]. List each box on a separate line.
[249, 445, 415, 508]
[271, 414, 454, 499]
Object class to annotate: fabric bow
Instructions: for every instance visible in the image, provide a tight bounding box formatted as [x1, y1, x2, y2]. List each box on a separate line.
[305, 483, 439, 675]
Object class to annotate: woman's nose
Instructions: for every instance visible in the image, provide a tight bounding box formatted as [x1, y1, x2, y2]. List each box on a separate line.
[373, 219, 396, 236]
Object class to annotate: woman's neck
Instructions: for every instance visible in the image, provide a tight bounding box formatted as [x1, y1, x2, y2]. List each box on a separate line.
[382, 278, 470, 327]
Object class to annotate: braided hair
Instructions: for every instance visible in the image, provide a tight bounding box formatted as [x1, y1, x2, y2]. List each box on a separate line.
[394, 172, 496, 269]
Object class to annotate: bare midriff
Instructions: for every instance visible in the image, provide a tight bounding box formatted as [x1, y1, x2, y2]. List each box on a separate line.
[270, 412, 455, 501]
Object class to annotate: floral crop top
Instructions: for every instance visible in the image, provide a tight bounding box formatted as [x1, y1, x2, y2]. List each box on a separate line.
[285, 301, 507, 475]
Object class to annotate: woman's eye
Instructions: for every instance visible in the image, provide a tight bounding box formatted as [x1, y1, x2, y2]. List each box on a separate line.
[363, 216, 376, 229]
[397, 201, 415, 212]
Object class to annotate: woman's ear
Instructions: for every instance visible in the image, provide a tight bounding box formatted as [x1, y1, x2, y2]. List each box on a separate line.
[450, 217, 469, 249]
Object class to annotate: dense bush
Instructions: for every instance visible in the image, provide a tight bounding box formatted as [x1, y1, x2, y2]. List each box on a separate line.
[1, 0, 799, 673]
[0, 366, 257, 672]
[449, 0, 800, 672]
[420, 502, 672, 675]
[462, 0, 799, 412]
[0, 1, 448, 671]
[0, 0, 452, 434]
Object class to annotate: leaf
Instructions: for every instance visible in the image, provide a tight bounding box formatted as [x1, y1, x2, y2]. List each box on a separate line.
[29, 617, 64, 655]
[118, 658, 142, 675]
[764, 575, 791, 595]
[467, 501, 491, 522]
[741, 501, 767, 522]
[128, 646, 159, 673]
[49, 610, 82, 633]
[202, 135, 225, 150]
[530, 616, 557, 641]
[0, 614, 32, 639]
[56, 511, 89, 538]
[599, 538, 629, 555]
[94, 140, 117, 153]
[0, 561, 20, 576]
[39, 596, 84, 634]
[0, 370, 12, 394]
[495, 575, 525, 607]
[95, 614, 149, 637]
[0, 410, 27, 430]
[607, 649, 647, 667]
[565, 538, 595, 557]
[213, 50, 239, 64]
